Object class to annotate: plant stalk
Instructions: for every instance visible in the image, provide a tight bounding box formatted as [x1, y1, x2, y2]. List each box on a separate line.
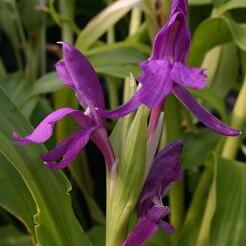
[162, 96, 184, 231]
[222, 75, 246, 159]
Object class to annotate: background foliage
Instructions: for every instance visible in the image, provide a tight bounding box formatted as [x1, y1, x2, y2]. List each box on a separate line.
[0, 0, 245, 245]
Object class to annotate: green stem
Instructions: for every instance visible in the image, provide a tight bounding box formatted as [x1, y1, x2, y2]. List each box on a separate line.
[39, 0, 47, 76]
[60, 0, 75, 43]
[129, 8, 142, 35]
[222, 75, 246, 159]
[161, 96, 184, 231]
[12, 1, 31, 77]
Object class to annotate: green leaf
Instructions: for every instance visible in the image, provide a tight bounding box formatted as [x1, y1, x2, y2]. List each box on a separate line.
[189, 16, 246, 66]
[69, 158, 106, 225]
[18, 0, 45, 32]
[145, 229, 172, 246]
[75, 0, 142, 51]
[0, 154, 36, 235]
[188, 0, 213, 5]
[31, 72, 63, 97]
[215, 0, 246, 15]
[202, 42, 239, 97]
[0, 73, 38, 118]
[181, 129, 219, 169]
[189, 17, 232, 66]
[87, 226, 106, 246]
[209, 158, 246, 245]
[177, 153, 215, 246]
[96, 64, 141, 78]
[0, 225, 33, 246]
[85, 41, 148, 77]
[0, 1, 19, 50]
[0, 85, 92, 246]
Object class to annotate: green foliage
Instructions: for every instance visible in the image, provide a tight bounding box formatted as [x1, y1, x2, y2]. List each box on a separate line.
[0, 86, 92, 245]
[0, 154, 36, 234]
[0, 0, 245, 245]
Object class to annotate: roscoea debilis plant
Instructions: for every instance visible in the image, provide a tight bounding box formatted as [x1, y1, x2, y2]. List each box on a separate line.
[6, 0, 244, 245]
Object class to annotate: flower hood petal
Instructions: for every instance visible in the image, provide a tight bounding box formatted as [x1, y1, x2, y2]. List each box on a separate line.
[151, 10, 190, 63]
[60, 42, 105, 110]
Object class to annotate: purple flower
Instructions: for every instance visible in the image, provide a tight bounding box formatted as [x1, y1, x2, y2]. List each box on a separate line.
[13, 42, 115, 171]
[122, 140, 183, 246]
[98, 0, 240, 137]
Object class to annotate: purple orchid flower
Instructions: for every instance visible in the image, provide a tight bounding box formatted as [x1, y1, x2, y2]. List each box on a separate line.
[122, 140, 183, 246]
[98, 0, 240, 137]
[13, 42, 115, 171]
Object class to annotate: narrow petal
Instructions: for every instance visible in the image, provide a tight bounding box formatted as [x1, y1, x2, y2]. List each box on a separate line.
[61, 42, 105, 110]
[43, 126, 97, 170]
[138, 140, 183, 217]
[91, 128, 116, 171]
[158, 221, 175, 234]
[96, 90, 142, 119]
[55, 60, 75, 89]
[171, 62, 207, 89]
[122, 218, 158, 246]
[172, 85, 241, 136]
[13, 108, 92, 145]
[151, 11, 190, 63]
[138, 59, 173, 108]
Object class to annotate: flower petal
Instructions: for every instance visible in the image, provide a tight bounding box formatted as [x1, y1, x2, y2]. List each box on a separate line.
[138, 140, 183, 217]
[43, 126, 97, 170]
[96, 90, 142, 118]
[122, 218, 158, 246]
[151, 11, 190, 63]
[55, 60, 75, 89]
[172, 85, 241, 136]
[171, 62, 207, 89]
[170, 0, 188, 16]
[61, 42, 105, 110]
[138, 59, 173, 108]
[91, 128, 116, 171]
[158, 221, 175, 234]
[146, 205, 170, 223]
[13, 108, 92, 145]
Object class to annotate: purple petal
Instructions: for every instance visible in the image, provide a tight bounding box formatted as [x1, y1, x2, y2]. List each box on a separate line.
[43, 126, 97, 170]
[91, 128, 116, 171]
[55, 60, 75, 89]
[172, 85, 241, 136]
[96, 90, 142, 119]
[61, 42, 105, 110]
[13, 108, 92, 145]
[138, 140, 183, 217]
[122, 218, 158, 246]
[158, 221, 175, 234]
[171, 62, 207, 89]
[170, 0, 188, 16]
[146, 205, 170, 223]
[151, 11, 190, 63]
[138, 59, 173, 108]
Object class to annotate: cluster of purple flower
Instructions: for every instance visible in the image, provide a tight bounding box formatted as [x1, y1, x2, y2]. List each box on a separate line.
[13, 0, 240, 245]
